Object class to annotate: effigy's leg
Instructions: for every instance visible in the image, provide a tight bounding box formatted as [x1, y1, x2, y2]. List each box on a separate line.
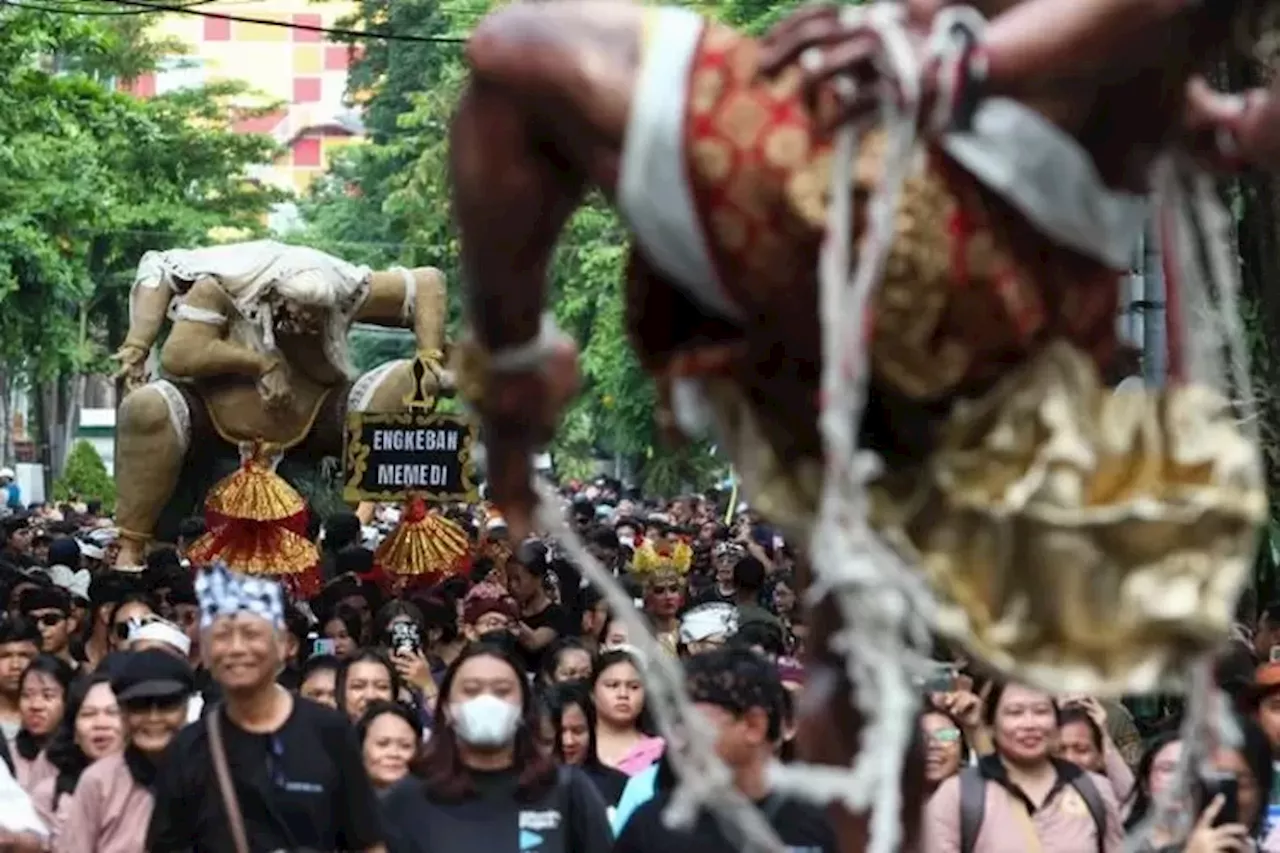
[113, 381, 192, 567]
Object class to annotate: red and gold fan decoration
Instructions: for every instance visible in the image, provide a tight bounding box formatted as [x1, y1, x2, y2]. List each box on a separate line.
[374, 496, 470, 593]
[188, 443, 320, 597]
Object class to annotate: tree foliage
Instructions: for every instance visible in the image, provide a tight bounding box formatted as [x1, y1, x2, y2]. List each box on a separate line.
[53, 440, 115, 510]
[0, 10, 283, 381]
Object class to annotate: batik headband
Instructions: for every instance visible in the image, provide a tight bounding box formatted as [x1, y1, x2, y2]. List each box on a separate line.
[195, 561, 285, 630]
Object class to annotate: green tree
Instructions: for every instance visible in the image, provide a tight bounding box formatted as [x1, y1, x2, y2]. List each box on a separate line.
[53, 440, 116, 511]
[0, 8, 283, 475]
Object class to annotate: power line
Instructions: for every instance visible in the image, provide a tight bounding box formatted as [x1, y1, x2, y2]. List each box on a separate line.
[5, 0, 470, 41]
[1, 0, 219, 16]
[101, 0, 468, 41]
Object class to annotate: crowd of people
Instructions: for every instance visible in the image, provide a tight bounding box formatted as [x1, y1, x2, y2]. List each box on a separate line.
[0, 483, 1272, 852]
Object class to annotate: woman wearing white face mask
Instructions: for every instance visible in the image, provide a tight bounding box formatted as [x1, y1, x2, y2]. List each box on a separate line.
[380, 642, 614, 853]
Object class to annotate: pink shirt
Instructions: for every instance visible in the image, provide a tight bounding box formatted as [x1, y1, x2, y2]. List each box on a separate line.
[13, 749, 54, 794]
[30, 774, 72, 848]
[924, 767, 1124, 853]
[616, 736, 665, 777]
[56, 753, 153, 853]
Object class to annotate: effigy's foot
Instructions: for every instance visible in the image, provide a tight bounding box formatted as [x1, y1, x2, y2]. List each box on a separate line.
[870, 340, 1267, 695]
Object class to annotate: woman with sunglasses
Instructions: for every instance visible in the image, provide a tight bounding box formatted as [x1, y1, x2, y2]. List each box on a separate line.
[13, 655, 73, 792]
[58, 650, 194, 853]
[105, 593, 157, 653]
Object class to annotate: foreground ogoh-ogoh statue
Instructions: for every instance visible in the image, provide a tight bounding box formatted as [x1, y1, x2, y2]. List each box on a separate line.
[450, 0, 1273, 848]
[112, 240, 448, 569]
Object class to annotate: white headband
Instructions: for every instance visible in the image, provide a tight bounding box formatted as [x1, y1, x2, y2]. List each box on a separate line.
[195, 561, 285, 630]
[679, 603, 739, 644]
[128, 616, 192, 657]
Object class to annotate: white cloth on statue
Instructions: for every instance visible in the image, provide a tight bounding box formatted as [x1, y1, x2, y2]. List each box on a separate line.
[134, 240, 373, 375]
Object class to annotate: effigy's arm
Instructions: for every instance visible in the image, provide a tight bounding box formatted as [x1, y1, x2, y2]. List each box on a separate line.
[975, 0, 1231, 98]
[159, 277, 274, 379]
[353, 267, 448, 352]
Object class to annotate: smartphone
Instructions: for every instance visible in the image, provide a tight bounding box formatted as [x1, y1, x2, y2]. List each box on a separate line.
[1269, 645, 1280, 663]
[1200, 771, 1239, 827]
[389, 621, 421, 656]
[312, 638, 337, 657]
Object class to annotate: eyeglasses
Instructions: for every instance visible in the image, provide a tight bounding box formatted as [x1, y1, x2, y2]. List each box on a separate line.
[32, 613, 65, 628]
[928, 727, 962, 743]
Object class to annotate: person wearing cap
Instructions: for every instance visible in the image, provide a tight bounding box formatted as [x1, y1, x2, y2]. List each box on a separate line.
[58, 649, 195, 853]
[17, 587, 76, 671]
[147, 563, 385, 853]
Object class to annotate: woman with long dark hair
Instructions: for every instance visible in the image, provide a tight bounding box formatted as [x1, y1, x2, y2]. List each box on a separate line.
[1126, 719, 1275, 852]
[540, 681, 628, 807]
[30, 673, 121, 844]
[380, 642, 613, 853]
[336, 649, 404, 724]
[591, 649, 662, 776]
[14, 655, 74, 791]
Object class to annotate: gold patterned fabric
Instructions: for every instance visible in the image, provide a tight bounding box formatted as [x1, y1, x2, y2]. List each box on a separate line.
[698, 342, 1264, 693]
[204, 453, 308, 533]
[188, 526, 320, 598]
[869, 343, 1266, 693]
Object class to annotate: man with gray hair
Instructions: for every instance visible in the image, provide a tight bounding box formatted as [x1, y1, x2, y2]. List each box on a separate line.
[147, 562, 385, 852]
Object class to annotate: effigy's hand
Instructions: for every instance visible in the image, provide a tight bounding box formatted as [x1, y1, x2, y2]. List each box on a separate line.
[1185, 76, 1280, 175]
[759, 4, 885, 133]
[112, 343, 150, 393]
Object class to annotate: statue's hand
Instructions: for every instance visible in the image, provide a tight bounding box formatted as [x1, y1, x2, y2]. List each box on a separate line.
[112, 344, 149, 394]
[258, 359, 295, 413]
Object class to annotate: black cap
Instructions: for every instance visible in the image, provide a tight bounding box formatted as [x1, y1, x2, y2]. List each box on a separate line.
[110, 649, 195, 704]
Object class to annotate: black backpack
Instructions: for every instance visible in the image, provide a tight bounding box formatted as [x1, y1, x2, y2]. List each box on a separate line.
[959, 763, 1106, 853]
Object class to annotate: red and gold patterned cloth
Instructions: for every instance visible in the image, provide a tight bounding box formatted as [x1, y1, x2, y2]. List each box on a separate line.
[680, 21, 1123, 405]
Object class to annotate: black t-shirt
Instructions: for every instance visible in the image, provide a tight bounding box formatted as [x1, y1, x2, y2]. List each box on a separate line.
[147, 697, 383, 852]
[382, 766, 613, 853]
[614, 791, 838, 853]
[519, 603, 573, 672]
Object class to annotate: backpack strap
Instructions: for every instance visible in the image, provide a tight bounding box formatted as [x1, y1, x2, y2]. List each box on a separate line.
[1065, 770, 1107, 853]
[959, 766, 987, 853]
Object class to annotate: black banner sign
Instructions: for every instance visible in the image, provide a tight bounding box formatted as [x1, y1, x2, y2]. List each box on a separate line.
[343, 411, 478, 503]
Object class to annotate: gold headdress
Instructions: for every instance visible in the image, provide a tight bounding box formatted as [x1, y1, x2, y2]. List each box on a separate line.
[631, 539, 692, 577]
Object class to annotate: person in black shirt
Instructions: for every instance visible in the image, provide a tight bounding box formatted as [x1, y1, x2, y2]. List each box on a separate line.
[540, 681, 628, 809]
[613, 647, 838, 853]
[381, 641, 612, 853]
[148, 562, 385, 853]
[507, 541, 573, 673]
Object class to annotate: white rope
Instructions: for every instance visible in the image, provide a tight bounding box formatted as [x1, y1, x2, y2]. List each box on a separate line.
[763, 8, 974, 853]
[533, 479, 787, 853]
